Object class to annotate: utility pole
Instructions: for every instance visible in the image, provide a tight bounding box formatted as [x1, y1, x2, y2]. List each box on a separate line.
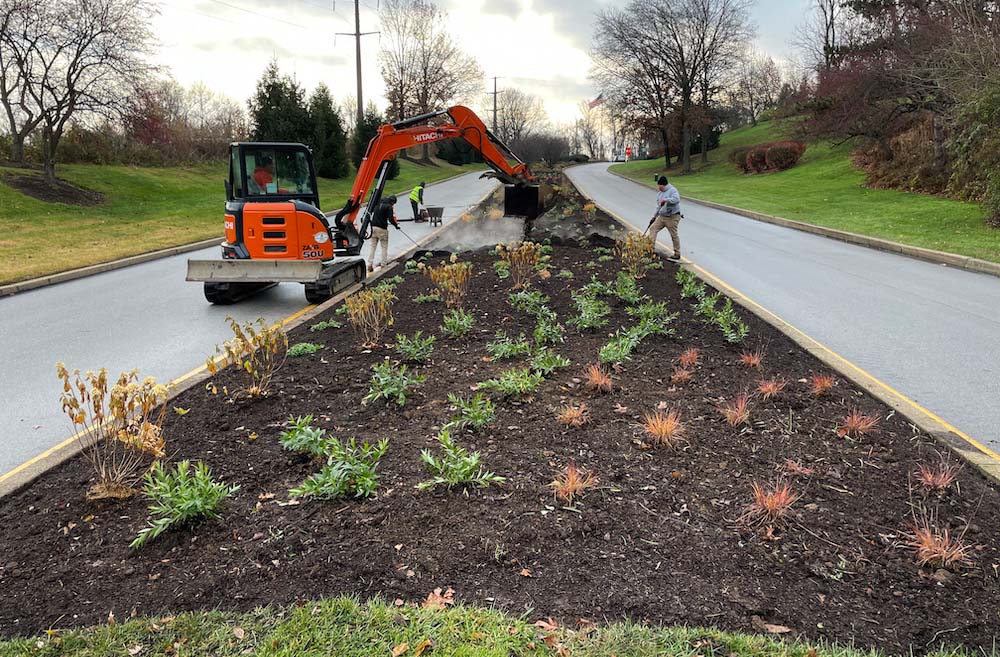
[337, 0, 378, 125]
[487, 76, 501, 135]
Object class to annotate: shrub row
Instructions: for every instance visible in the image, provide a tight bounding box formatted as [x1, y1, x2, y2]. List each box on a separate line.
[730, 141, 807, 174]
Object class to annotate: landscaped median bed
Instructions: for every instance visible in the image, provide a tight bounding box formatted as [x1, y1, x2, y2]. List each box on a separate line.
[1, 196, 998, 655]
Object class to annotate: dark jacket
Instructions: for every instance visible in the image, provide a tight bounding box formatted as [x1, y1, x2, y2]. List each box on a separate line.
[371, 201, 399, 230]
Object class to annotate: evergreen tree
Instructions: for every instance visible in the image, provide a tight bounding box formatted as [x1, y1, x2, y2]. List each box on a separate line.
[351, 104, 400, 180]
[308, 84, 349, 179]
[248, 60, 311, 143]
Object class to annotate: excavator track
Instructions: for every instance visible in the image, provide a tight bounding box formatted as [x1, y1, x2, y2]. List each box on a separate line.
[303, 258, 367, 304]
[203, 281, 278, 304]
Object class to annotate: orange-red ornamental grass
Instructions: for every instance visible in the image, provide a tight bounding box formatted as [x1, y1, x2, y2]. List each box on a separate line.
[641, 409, 686, 448]
[670, 367, 693, 385]
[756, 378, 787, 400]
[785, 459, 815, 476]
[810, 374, 836, 396]
[742, 479, 801, 527]
[906, 507, 975, 569]
[718, 393, 751, 427]
[915, 457, 962, 493]
[549, 462, 598, 504]
[677, 347, 700, 368]
[838, 409, 880, 438]
[583, 364, 613, 394]
[556, 402, 590, 428]
[738, 347, 765, 368]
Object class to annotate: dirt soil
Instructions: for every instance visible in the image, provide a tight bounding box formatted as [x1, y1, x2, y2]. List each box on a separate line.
[1, 198, 998, 653]
[2, 173, 104, 205]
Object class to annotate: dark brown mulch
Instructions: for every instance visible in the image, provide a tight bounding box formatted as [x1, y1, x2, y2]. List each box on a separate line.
[2, 173, 104, 205]
[0, 210, 998, 653]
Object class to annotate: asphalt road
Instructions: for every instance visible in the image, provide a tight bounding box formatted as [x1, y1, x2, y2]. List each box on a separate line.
[0, 172, 496, 475]
[567, 163, 1000, 453]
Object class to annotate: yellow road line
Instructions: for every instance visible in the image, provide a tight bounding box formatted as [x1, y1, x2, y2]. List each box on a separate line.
[0, 303, 319, 485]
[572, 172, 1000, 464]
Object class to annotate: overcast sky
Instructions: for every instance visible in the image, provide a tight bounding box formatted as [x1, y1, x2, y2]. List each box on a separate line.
[156, 0, 812, 125]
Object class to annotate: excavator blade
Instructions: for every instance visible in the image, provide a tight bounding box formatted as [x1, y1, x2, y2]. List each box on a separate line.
[504, 184, 551, 220]
[186, 259, 324, 283]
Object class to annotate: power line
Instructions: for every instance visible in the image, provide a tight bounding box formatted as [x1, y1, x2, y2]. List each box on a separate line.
[203, 0, 312, 29]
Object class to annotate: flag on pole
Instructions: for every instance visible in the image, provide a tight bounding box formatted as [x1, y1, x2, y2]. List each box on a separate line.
[587, 93, 605, 110]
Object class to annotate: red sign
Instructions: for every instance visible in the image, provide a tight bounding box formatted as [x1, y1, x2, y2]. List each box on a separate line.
[625, 147, 633, 156]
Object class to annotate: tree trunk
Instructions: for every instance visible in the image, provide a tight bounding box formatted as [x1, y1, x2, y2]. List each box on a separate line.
[660, 126, 671, 168]
[701, 129, 709, 164]
[9, 136, 24, 163]
[42, 126, 59, 185]
[681, 115, 692, 174]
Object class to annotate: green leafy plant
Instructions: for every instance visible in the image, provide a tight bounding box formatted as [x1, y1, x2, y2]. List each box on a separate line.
[290, 438, 389, 500]
[568, 289, 611, 331]
[395, 331, 436, 364]
[508, 289, 550, 315]
[413, 291, 442, 304]
[477, 367, 544, 397]
[363, 360, 426, 407]
[131, 460, 238, 549]
[493, 260, 511, 280]
[487, 330, 532, 360]
[279, 415, 328, 457]
[404, 259, 421, 274]
[627, 301, 678, 340]
[310, 320, 342, 332]
[533, 308, 565, 345]
[376, 275, 405, 291]
[447, 392, 496, 431]
[418, 428, 505, 490]
[441, 308, 474, 338]
[556, 269, 574, 280]
[287, 342, 323, 357]
[612, 271, 645, 305]
[530, 348, 571, 376]
[599, 330, 641, 365]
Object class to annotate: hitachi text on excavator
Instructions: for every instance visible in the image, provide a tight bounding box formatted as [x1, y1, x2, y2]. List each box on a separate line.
[186, 106, 547, 304]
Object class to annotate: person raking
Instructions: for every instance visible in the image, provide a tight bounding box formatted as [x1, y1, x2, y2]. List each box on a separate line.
[648, 175, 682, 261]
[368, 195, 401, 272]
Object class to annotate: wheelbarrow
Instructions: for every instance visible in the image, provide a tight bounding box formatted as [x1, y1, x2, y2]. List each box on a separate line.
[422, 206, 445, 227]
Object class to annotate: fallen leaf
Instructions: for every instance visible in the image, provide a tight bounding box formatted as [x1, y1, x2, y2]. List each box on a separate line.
[519, 568, 533, 577]
[613, 403, 629, 414]
[391, 642, 409, 657]
[534, 618, 559, 632]
[656, 401, 669, 410]
[413, 638, 433, 656]
[107, 611, 116, 626]
[258, 492, 275, 501]
[128, 645, 143, 656]
[233, 627, 245, 640]
[173, 407, 189, 416]
[83, 514, 95, 522]
[395, 544, 403, 551]
[765, 623, 792, 633]
[422, 587, 455, 610]
[394, 598, 405, 607]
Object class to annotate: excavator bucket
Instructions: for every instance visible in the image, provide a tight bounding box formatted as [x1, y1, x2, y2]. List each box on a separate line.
[504, 184, 550, 220]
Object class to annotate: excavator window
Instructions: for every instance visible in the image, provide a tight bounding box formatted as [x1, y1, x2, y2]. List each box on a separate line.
[242, 147, 316, 198]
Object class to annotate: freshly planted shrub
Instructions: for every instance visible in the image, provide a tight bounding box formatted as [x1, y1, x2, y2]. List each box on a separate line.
[496, 241, 541, 289]
[568, 290, 611, 331]
[493, 260, 511, 280]
[533, 309, 565, 346]
[556, 269, 574, 280]
[441, 308, 474, 338]
[556, 402, 590, 428]
[718, 393, 751, 426]
[131, 460, 239, 549]
[741, 478, 800, 528]
[477, 367, 544, 397]
[641, 409, 686, 448]
[627, 301, 677, 339]
[487, 330, 532, 360]
[509, 289, 550, 315]
[345, 286, 395, 348]
[583, 364, 613, 394]
[599, 330, 641, 365]
[395, 331, 436, 364]
[290, 437, 389, 500]
[207, 316, 288, 399]
[549, 462, 598, 504]
[424, 259, 473, 308]
[310, 320, 342, 332]
[288, 342, 323, 357]
[530, 348, 571, 376]
[616, 232, 656, 279]
[838, 409, 879, 438]
[413, 291, 441, 304]
[56, 364, 168, 500]
[363, 360, 426, 407]
[612, 271, 644, 305]
[447, 393, 496, 432]
[279, 415, 327, 457]
[419, 428, 505, 490]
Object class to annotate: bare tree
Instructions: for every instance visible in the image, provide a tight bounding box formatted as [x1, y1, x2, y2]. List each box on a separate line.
[731, 50, 783, 126]
[2, 0, 156, 182]
[0, 0, 47, 163]
[794, 0, 849, 71]
[576, 100, 602, 159]
[486, 87, 547, 145]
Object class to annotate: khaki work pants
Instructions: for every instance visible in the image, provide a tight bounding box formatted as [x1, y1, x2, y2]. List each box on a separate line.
[368, 227, 389, 268]
[649, 213, 681, 256]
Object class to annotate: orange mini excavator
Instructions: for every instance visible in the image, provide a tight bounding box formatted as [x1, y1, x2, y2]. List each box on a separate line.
[186, 105, 545, 304]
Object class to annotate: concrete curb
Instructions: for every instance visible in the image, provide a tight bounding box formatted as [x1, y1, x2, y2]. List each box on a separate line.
[0, 168, 488, 299]
[570, 174, 1000, 486]
[606, 167, 1000, 279]
[0, 183, 497, 499]
[0, 237, 223, 298]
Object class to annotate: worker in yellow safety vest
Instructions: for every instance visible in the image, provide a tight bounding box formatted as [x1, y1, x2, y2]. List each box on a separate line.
[410, 182, 425, 222]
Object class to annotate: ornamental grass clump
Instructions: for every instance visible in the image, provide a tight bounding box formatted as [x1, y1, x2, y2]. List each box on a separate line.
[279, 414, 328, 458]
[549, 462, 598, 504]
[906, 506, 975, 569]
[447, 393, 496, 432]
[677, 347, 700, 368]
[419, 428, 505, 490]
[616, 232, 655, 279]
[670, 367, 693, 385]
[640, 409, 686, 448]
[739, 347, 765, 368]
[583, 364, 613, 394]
[291, 437, 389, 500]
[345, 286, 395, 347]
[756, 378, 787, 400]
[718, 393, 751, 427]
[207, 316, 288, 399]
[837, 409, 880, 438]
[914, 456, 962, 493]
[556, 402, 590, 428]
[363, 360, 426, 407]
[810, 374, 836, 396]
[56, 364, 169, 500]
[487, 331, 533, 360]
[395, 331, 436, 364]
[131, 460, 238, 549]
[496, 241, 542, 289]
[741, 478, 801, 528]
[424, 258, 472, 308]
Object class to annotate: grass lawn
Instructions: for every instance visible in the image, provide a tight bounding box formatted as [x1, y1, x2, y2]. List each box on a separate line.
[610, 121, 1000, 264]
[0, 596, 977, 657]
[0, 159, 484, 286]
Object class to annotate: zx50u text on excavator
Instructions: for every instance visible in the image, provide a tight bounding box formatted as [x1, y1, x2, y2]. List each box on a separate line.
[186, 105, 546, 304]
